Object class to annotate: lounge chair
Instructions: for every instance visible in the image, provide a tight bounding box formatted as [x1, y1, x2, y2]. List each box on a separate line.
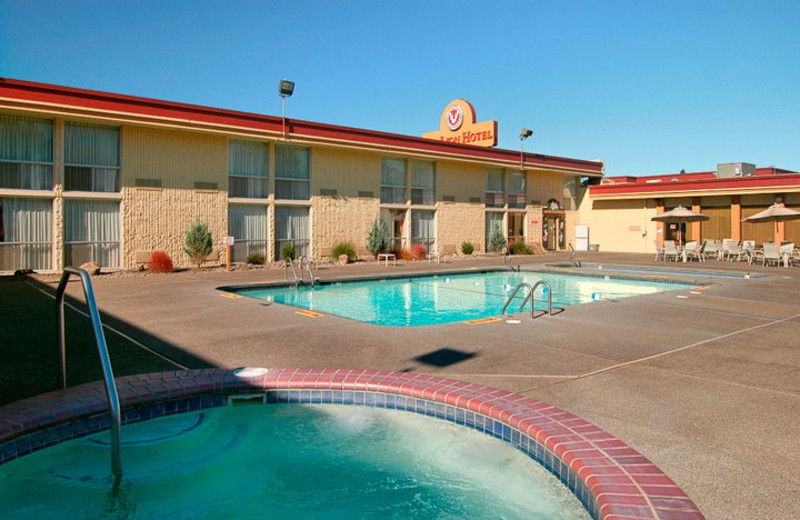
[761, 242, 781, 267]
[741, 240, 757, 265]
[685, 241, 705, 262]
[779, 242, 795, 267]
[429, 244, 456, 264]
[720, 239, 739, 261]
[653, 240, 664, 261]
[663, 240, 680, 262]
[702, 240, 719, 260]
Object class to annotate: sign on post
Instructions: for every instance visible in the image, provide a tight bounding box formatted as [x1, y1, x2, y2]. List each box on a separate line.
[222, 236, 234, 271]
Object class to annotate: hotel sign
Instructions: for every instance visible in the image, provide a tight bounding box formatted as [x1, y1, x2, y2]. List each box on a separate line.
[423, 99, 497, 147]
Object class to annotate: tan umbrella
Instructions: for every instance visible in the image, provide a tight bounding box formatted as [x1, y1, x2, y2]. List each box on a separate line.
[741, 203, 800, 223]
[651, 205, 709, 246]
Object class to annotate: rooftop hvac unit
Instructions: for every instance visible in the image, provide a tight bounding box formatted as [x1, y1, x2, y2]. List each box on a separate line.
[716, 162, 755, 178]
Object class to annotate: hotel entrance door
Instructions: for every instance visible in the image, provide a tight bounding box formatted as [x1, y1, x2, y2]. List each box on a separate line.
[542, 212, 565, 251]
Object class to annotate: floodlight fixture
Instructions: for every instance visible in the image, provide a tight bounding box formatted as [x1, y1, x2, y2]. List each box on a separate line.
[278, 79, 295, 97]
[519, 127, 533, 169]
[519, 128, 533, 140]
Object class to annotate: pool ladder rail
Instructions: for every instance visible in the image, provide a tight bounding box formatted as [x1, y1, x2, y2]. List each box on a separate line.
[284, 256, 317, 287]
[568, 243, 582, 268]
[56, 267, 122, 485]
[502, 281, 553, 319]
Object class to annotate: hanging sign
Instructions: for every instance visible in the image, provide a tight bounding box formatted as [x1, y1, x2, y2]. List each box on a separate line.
[422, 99, 498, 147]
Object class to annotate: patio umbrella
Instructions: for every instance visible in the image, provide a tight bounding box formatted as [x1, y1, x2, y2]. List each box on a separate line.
[741, 203, 800, 223]
[651, 205, 709, 246]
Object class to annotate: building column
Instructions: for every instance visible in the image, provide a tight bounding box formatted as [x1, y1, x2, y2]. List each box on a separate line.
[691, 197, 702, 242]
[655, 198, 665, 247]
[731, 195, 741, 241]
[776, 194, 786, 243]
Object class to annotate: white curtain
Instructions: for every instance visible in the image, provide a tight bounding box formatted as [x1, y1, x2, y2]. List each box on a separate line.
[64, 200, 120, 267]
[412, 210, 435, 251]
[229, 204, 268, 261]
[275, 206, 309, 258]
[412, 161, 435, 205]
[229, 140, 269, 198]
[64, 123, 120, 193]
[486, 168, 504, 192]
[0, 114, 54, 190]
[486, 212, 504, 250]
[1, 198, 52, 270]
[275, 145, 309, 200]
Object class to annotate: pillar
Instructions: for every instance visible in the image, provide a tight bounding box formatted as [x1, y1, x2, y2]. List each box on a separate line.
[691, 197, 702, 243]
[731, 196, 741, 241]
[655, 198, 665, 247]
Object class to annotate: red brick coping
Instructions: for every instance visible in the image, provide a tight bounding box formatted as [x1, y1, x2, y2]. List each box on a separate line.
[0, 368, 705, 520]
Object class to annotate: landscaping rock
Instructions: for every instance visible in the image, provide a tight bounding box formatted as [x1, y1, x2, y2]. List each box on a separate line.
[338, 254, 349, 265]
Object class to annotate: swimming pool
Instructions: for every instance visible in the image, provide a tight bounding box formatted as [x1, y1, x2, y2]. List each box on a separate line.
[230, 270, 692, 326]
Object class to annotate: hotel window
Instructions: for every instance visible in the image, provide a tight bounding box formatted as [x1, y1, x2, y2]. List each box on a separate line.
[381, 208, 406, 252]
[275, 145, 309, 200]
[380, 157, 406, 204]
[64, 122, 120, 192]
[412, 210, 435, 253]
[507, 171, 526, 209]
[228, 140, 269, 198]
[228, 204, 268, 262]
[63, 200, 120, 268]
[485, 168, 504, 208]
[411, 160, 435, 205]
[0, 114, 53, 190]
[275, 206, 309, 259]
[485, 212, 504, 252]
[0, 198, 53, 271]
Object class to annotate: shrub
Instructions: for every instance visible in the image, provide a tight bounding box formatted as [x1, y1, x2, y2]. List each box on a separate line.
[280, 243, 297, 261]
[149, 251, 174, 273]
[488, 224, 507, 253]
[366, 219, 389, 258]
[246, 251, 265, 265]
[396, 248, 414, 261]
[461, 241, 474, 255]
[411, 244, 426, 260]
[332, 242, 356, 263]
[184, 220, 213, 268]
[509, 242, 533, 255]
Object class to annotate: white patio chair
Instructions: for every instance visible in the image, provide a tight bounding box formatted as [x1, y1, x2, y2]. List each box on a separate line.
[653, 240, 665, 261]
[663, 240, 680, 262]
[762, 242, 781, 267]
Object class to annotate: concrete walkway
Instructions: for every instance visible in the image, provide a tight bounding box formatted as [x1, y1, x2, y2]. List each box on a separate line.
[47, 252, 800, 520]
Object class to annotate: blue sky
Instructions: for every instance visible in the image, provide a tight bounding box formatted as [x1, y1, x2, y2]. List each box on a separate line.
[1, 0, 798, 175]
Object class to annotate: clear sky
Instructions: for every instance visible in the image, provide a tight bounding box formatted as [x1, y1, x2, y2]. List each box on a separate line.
[1, 0, 798, 176]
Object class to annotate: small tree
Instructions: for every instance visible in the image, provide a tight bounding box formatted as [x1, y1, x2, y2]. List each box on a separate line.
[185, 220, 213, 268]
[488, 224, 507, 253]
[366, 218, 389, 258]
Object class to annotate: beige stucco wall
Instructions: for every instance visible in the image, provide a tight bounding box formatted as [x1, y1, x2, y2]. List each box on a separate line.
[311, 195, 380, 259]
[578, 197, 658, 253]
[121, 127, 228, 268]
[436, 202, 485, 253]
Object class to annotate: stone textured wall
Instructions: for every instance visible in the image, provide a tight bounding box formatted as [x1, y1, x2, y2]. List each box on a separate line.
[122, 187, 227, 268]
[311, 196, 380, 259]
[436, 202, 486, 254]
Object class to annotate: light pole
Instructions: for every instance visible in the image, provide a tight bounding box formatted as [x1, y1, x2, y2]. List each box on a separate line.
[278, 79, 295, 138]
[519, 127, 533, 169]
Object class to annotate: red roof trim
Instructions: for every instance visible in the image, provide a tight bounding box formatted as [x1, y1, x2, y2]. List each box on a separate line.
[592, 173, 800, 196]
[0, 78, 602, 173]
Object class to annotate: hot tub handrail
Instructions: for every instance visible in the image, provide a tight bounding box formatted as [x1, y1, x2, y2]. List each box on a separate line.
[56, 267, 122, 484]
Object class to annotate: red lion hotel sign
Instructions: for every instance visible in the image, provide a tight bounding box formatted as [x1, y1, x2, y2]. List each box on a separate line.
[422, 99, 498, 147]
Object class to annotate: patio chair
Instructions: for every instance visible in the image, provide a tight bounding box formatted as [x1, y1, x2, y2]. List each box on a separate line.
[429, 244, 456, 264]
[663, 240, 680, 262]
[741, 240, 757, 265]
[720, 239, 739, 261]
[702, 240, 719, 260]
[779, 242, 794, 267]
[653, 239, 664, 261]
[685, 241, 706, 262]
[761, 242, 781, 267]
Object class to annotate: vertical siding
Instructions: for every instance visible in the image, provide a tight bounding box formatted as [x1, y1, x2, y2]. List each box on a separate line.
[311, 147, 380, 197]
[529, 170, 563, 205]
[436, 161, 485, 201]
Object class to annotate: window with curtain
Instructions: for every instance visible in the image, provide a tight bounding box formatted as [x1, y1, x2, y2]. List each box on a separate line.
[0, 198, 52, 270]
[485, 168, 504, 208]
[381, 208, 406, 252]
[412, 210, 435, 253]
[411, 161, 435, 205]
[64, 122, 120, 192]
[275, 145, 309, 200]
[507, 171, 526, 209]
[275, 206, 309, 259]
[228, 140, 269, 198]
[0, 114, 54, 190]
[485, 212, 504, 251]
[63, 200, 120, 268]
[380, 157, 406, 204]
[228, 204, 268, 262]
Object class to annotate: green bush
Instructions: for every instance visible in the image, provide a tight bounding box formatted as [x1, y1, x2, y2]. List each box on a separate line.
[461, 241, 474, 255]
[281, 243, 296, 261]
[366, 218, 389, 258]
[184, 220, 213, 268]
[332, 242, 356, 263]
[488, 224, 507, 253]
[509, 242, 533, 255]
[246, 251, 265, 265]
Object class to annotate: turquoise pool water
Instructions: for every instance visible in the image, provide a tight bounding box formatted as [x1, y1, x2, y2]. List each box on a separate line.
[0, 404, 590, 520]
[233, 271, 690, 326]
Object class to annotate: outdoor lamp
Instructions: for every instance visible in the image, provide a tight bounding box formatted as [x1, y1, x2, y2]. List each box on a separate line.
[278, 79, 295, 97]
[519, 127, 533, 169]
[519, 128, 533, 140]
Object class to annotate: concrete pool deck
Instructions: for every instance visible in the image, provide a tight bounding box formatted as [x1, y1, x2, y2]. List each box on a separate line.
[31, 252, 800, 520]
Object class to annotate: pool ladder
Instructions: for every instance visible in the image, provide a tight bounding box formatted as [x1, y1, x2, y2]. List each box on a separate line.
[56, 267, 122, 484]
[284, 256, 317, 287]
[501, 281, 553, 318]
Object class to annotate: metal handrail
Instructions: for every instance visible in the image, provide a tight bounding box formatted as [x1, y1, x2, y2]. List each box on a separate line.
[502, 280, 553, 318]
[568, 243, 581, 268]
[56, 267, 122, 484]
[299, 256, 316, 286]
[284, 258, 299, 286]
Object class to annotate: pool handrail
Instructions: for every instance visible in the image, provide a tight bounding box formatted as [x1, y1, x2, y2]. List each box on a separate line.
[56, 267, 122, 484]
[502, 281, 553, 319]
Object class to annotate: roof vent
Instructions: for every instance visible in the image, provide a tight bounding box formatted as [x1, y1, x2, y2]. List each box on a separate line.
[716, 162, 755, 178]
